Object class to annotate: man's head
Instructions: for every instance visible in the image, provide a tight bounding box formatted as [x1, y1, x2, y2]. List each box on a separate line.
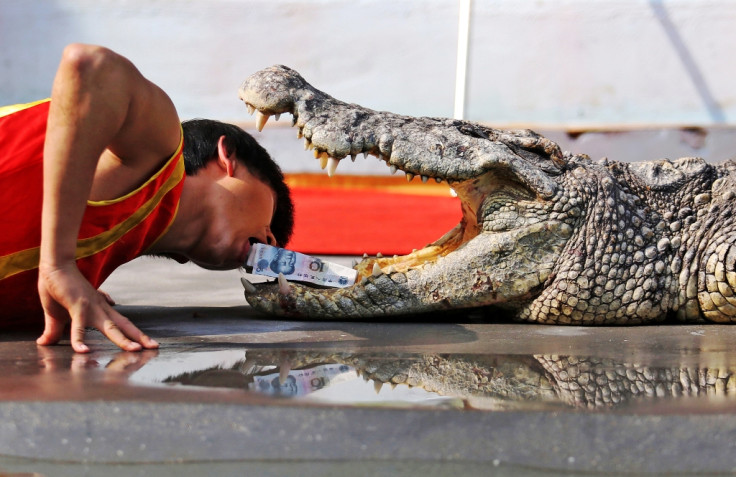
[182, 119, 294, 248]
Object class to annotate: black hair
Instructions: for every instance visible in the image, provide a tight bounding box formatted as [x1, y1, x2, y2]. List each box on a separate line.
[182, 119, 294, 246]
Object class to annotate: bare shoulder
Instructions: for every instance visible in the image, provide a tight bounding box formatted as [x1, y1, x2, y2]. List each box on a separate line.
[66, 45, 182, 199]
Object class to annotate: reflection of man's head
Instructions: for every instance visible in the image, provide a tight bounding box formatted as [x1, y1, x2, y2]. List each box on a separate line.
[270, 249, 296, 274]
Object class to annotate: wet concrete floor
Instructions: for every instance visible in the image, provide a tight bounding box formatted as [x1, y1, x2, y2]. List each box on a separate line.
[3, 257, 736, 475]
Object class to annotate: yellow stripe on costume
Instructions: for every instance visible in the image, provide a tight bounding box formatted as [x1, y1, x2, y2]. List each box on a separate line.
[0, 99, 50, 119]
[0, 158, 184, 281]
[88, 128, 184, 206]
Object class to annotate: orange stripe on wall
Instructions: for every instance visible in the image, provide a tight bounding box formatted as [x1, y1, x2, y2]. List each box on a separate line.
[285, 174, 462, 256]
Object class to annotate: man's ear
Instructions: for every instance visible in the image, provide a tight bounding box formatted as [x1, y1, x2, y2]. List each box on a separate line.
[216, 135, 237, 177]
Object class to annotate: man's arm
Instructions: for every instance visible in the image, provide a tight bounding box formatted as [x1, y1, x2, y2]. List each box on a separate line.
[36, 44, 181, 353]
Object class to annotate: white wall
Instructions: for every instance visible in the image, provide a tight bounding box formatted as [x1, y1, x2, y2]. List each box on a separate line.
[2, 0, 735, 127]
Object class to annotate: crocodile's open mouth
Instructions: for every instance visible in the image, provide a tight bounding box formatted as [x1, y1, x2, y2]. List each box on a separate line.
[241, 103, 482, 282]
[238, 65, 565, 307]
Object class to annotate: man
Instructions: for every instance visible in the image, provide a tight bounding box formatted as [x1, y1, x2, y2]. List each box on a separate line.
[0, 44, 294, 353]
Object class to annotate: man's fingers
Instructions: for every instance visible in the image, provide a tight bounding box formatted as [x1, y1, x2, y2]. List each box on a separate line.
[98, 289, 116, 306]
[69, 320, 91, 353]
[105, 309, 159, 350]
[36, 311, 67, 346]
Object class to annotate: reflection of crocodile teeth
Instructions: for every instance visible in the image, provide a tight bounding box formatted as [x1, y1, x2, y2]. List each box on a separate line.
[372, 263, 382, 276]
[278, 273, 291, 295]
[256, 111, 269, 131]
[278, 357, 291, 385]
[327, 157, 339, 177]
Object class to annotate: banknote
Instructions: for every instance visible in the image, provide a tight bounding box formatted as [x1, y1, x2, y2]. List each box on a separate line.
[245, 243, 357, 288]
[249, 363, 357, 397]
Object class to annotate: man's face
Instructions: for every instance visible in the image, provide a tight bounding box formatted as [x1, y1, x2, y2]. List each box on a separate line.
[189, 166, 278, 270]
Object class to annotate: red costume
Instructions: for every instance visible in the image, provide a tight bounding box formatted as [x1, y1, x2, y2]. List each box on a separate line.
[0, 100, 184, 323]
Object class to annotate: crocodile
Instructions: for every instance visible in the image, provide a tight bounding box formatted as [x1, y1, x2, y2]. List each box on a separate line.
[166, 350, 736, 410]
[238, 65, 736, 324]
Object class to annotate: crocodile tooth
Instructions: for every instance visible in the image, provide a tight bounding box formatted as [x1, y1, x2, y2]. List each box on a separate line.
[274, 113, 281, 121]
[327, 157, 339, 177]
[389, 165, 398, 175]
[278, 273, 291, 295]
[450, 188, 458, 197]
[350, 153, 357, 162]
[304, 139, 314, 150]
[406, 173, 414, 182]
[421, 175, 429, 183]
[376, 252, 383, 258]
[351, 258, 359, 267]
[363, 253, 369, 259]
[386, 266, 395, 274]
[256, 111, 269, 132]
[372, 263, 383, 276]
[297, 128, 303, 139]
[373, 381, 384, 394]
[240, 277, 257, 294]
[313, 148, 321, 159]
[362, 151, 369, 160]
[435, 177, 443, 183]
[279, 356, 292, 385]
[320, 153, 329, 170]
[245, 103, 255, 115]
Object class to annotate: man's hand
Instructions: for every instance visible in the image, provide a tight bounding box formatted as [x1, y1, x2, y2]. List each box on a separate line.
[36, 262, 159, 353]
[37, 44, 178, 352]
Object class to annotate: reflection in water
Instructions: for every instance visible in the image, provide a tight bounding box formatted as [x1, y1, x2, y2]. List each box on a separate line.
[158, 350, 736, 410]
[249, 363, 354, 397]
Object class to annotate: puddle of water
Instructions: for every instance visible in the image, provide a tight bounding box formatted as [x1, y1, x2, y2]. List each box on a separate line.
[122, 348, 736, 412]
